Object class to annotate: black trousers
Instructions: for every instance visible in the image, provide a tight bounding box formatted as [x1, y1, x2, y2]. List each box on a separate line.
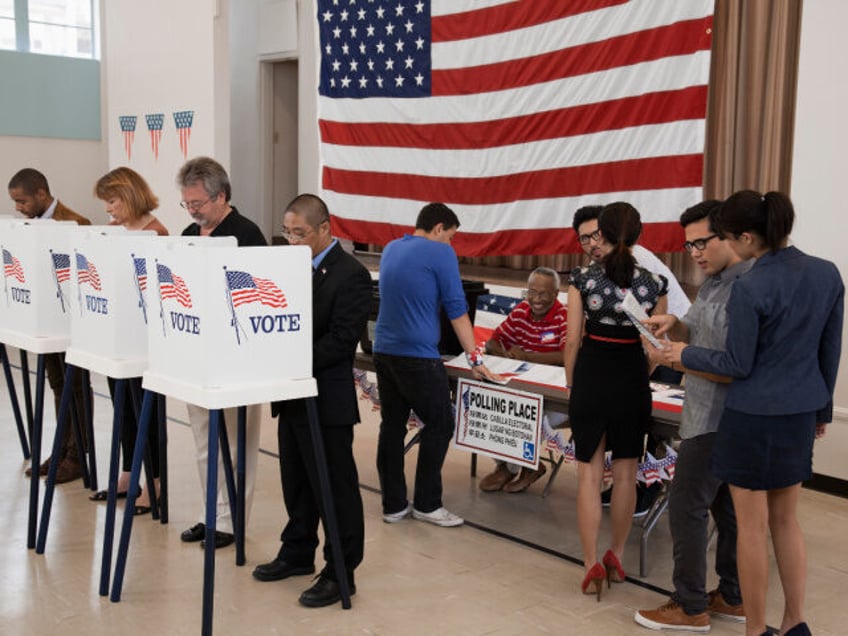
[669, 433, 741, 613]
[276, 410, 364, 580]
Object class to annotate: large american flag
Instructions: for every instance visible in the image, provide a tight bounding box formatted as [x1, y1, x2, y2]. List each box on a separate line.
[225, 270, 288, 309]
[3, 248, 26, 283]
[157, 263, 193, 308]
[75, 253, 101, 291]
[317, 0, 713, 256]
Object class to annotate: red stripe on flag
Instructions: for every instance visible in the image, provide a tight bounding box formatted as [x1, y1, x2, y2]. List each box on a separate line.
[330, 216, 685, 258]
[320, 86, 707, 150]
[323, 154, 704, 205]
[432, 17, 712, 96]
[432, 0, 629, 42]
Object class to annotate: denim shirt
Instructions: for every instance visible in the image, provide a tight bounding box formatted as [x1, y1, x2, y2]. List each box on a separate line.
[682, 246, 844, 422]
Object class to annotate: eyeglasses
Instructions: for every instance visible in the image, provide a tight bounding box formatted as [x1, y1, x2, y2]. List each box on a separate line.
[281, 227, 315, 243]
[179, 197, 213, 212]
[683, 234, 719, 252]
[578, 229, 602, 245]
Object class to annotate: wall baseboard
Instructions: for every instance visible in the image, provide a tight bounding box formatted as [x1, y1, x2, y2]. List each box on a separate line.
[804, 473, 848, 499]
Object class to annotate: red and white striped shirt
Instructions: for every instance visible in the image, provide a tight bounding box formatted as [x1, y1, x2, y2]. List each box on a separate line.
[491, 300, 567, 353]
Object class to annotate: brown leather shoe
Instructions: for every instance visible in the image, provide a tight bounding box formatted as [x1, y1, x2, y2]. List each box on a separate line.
[24, 458, 51, 478]
[53, 459, 83, 484]
[503, 463, 547, 493]
[479, 464, 516, 492]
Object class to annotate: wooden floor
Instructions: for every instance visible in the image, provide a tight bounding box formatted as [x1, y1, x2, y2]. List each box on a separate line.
[1, 366, 847, 635]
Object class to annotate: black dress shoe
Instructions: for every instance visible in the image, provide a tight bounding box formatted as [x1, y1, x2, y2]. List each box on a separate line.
[181, 523, 206, 543]
[298, 573, 356, 608]
[200, 531, 235, 549]
[252, 558, 315, 582]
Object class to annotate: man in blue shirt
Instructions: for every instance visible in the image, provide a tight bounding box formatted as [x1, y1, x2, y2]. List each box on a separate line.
[374, 203, 498, 527]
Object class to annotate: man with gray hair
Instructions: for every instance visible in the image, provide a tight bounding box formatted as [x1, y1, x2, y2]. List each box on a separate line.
[177, 157, 267, 549]
[478, 267, 568, 493]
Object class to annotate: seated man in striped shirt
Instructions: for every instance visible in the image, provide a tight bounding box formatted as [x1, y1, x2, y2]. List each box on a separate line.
[478, 267, 567, 493]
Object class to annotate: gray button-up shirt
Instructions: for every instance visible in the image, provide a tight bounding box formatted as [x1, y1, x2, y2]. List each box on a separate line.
[678, 259, 753, 439]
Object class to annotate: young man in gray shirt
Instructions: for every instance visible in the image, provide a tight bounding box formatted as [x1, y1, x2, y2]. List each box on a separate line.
[635, 200, 752, 632]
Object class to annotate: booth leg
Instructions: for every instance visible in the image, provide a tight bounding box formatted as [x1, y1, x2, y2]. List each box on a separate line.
[36, 364, 77, 553]
[236, 406, 246, 566]
[1, 344, 30, 460]
[99, 379, 128, 595]
[217, 412, 237, 541]
[110, 390, 155, 602]
[305, 397, 352, 609]
[129, 382, 159, 521]
[157, 395, 169, 524]
[26, 355, 46, 550]
[20, 351, 34, 441]
[201, 410, 222, 636]
[82, 369, 98, 492]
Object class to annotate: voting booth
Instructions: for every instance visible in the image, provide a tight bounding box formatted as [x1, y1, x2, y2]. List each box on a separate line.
[0, 219, 79, 348]
[141, 241, 314, 408]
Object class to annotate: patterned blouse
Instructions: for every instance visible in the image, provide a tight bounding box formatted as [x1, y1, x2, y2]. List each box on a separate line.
[570, 262, 668, 327]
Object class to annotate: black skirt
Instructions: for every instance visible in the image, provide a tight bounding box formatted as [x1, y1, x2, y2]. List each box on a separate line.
[568, 324, 652, 463]
[711, 408, 816, 490]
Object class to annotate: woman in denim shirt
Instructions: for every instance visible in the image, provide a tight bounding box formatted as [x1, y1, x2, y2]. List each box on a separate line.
[660, 190, 844, 636]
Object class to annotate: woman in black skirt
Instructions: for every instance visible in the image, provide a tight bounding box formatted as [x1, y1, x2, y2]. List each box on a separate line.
[660, 191, 843, 636]
[564, 202, 668, 600]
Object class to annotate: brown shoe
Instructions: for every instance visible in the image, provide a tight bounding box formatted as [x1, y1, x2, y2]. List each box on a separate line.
[707, 589, 745, 622]
[634, 600, 710, 632]
[53, 459, 83, 484]
[25, 457, 51, 478]
[503, 463, 547, 493]
[479, 464, 516, 492]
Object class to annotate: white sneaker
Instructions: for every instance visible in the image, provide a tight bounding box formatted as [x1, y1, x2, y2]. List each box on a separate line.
[382, 503, 412, 524]
[412, 507, 464, 527]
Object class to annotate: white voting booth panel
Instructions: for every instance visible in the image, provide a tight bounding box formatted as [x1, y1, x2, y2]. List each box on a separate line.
[65, 228, 164, 378]
[0, 219, 81, 353]
[142, 242, 315, 409]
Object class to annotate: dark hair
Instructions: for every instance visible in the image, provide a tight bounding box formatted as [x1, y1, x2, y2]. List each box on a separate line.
[680, 199, 722, 230]
[598, 202, 641, 288]
[8, 168, 50, 196]
[285, 193, 330, 229]
[572, 205, 603, 233]
[415, 202, 460, 232]
[713, 190, 794, 252]
[177, 156, 232, 202]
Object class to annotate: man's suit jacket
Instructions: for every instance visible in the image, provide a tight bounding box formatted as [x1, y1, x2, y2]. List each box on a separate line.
[52, 200, 91, 225]
[274, 241, 372, 427]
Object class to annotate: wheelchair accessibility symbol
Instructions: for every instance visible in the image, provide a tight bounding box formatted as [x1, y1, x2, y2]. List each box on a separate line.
[522, 441, 535, 461]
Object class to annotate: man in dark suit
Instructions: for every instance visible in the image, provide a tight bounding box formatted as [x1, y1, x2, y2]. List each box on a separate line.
[8, 168, 92, 483]
[253, 194, 371, 608]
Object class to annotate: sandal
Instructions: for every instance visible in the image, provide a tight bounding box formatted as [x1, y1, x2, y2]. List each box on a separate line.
[133, 505, 152, 516]
[89, 489, 128, 501]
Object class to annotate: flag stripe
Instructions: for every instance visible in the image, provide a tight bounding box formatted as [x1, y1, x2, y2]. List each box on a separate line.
[324, 154, 704, 205]
[320, 85, 707, 150]
[432, 17, 712, 96]
[432, 0, 627, 42]
[326, 186, 701, 231]
[331, 217, 685, 257]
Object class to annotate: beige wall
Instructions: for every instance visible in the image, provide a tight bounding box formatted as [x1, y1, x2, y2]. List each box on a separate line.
[792, 0, 848, 478]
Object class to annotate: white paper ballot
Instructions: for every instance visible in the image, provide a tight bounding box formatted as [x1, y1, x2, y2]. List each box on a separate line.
[620, 290, 662, 348]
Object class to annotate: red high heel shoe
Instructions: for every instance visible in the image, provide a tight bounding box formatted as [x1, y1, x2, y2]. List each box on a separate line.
[602, 549, 625, 587]
[581, 562, 606, 601]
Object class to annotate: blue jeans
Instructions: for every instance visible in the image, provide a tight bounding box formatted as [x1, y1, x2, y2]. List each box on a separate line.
[374, 353, 454, 515]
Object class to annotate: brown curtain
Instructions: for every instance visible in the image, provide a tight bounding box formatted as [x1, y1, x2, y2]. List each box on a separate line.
[455, 1, 804, 287]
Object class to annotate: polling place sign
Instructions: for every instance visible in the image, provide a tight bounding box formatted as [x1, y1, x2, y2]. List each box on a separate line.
[453, 378, 543, 470]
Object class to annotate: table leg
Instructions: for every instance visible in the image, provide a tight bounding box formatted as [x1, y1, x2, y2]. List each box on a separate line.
[157, 395, 169, 524]
[20, 350, 34, 442]
[236, 406, 246, 566]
